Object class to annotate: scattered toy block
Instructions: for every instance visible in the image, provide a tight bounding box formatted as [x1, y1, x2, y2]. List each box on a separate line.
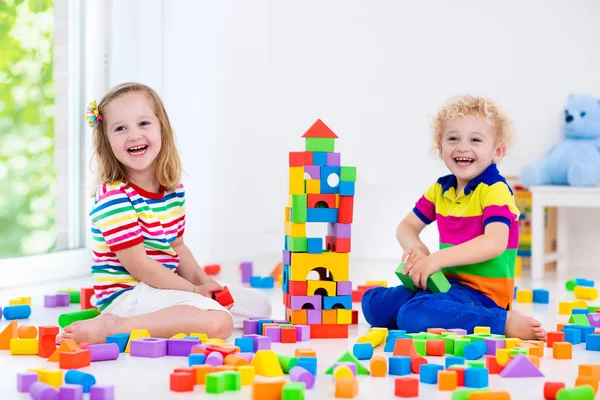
[554, 386, 595, 399]
[10, 338, 39, 355]
[438, 370, 458, 390]
[335, 377, 358, 398]
[552, 342, 572, 359]
[486, 355, 505, 375]
[420, 364, 444, 384]
[64, 369, 96, 393]
[575, 376, 598, 394]
[389, 356, 411, 376]
[395, 376, 418, 397]
[29, 382, 58, 399]
[206, 372, 226, 394]
[58, 308, 100, 328]
[464, 367, 488, 388]
[106, 333, 130, 352]
[80, 288, 95, 310]
[38, 370, 62, 389]
[474, 326, 491, 334]
[309, 323, 348, 339]
[130, 338, 168, 358]
[295, 348, 316, 358]
[204, 264, 221, 275]
[464, 341, 487, 360]
[283, 382, 305, 400]
[3, 304, 31, 320]
[370, 355, 387, 377]
[499, 354, 543, 377]
[574, 286, 598, 301]
[533, 289, 550, 304]
[579, 364, 600, 379]
[48, 339, 79, 362]
[89, 385, 114, 399]
[448, 366, 467, 386]
[426, 339, 446, 356]
[170, 372, 194, 392]
[251, 350, 284, 377]
[334, 365, 354, 381]
[17, 325, 37, 339]
[251, 379, 286, 399]
[544, 381, 566, 399]
[586, 334, 600, 351]
[88, 343, 120, 361]
[37, 327, 58, 358]
[125, 329, 150, 353]
[325, 351, 370, 375]
[353, 343, 373, 360]
[237, 365, 255, 386]
[17, 372, 38, 392]
[0, 321, 18, 350]
[59, 349, 91, 369]
[547, 331, 565, 348]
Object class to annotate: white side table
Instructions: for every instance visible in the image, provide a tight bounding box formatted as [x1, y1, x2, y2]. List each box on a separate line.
[530, 185, 600, 280]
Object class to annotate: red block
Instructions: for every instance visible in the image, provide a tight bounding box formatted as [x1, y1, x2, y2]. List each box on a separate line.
[543, 381, 565, 399]
[281, 327, 297, 343]
[307, 194, 336, 208]
[546, 331, 565, 348]
[338, 196, 354, 223]
[170, 372, 194, 392]
[326, 236, 351, 253]
[289, 281, 307, 296]
[289, 152, 304, 166]
[447, 366, 465, 386]
[410, 356, 428, 373]
[425, 339, 445, 356]
[59, 349, 91, 369]
[38, 326, 59, 358]
[212, 286, 234, 307]
[352, 290, 363, 303]
[303, 152, 313, 165]
[310, 324, 348, 339]
[80, 288, 95, 310]
[356, 284, 379, 291]
[486, 355, 505, 375]
[205, 345, 237, 358]
[203, 264, 221, 275]
[351, 310, 359, 325]
[395, 377, 418, 397]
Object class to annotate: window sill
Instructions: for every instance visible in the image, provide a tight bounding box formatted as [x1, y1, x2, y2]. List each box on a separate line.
[0, 248, 90, 289]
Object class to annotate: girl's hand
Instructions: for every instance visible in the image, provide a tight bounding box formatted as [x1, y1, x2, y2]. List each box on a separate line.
[405, 255, 441, 290]
[402, 245, 430, 273]
[194, 282, 223, 298]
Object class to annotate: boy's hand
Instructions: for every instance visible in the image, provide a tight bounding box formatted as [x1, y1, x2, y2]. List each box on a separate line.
[402, 245, 430, 273]
[405, 255, 441, 290]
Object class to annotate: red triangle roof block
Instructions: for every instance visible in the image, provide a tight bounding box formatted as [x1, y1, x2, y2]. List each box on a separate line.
[301, 119, 339, 139]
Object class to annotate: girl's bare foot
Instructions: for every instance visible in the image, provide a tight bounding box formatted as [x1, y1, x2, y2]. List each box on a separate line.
[505, 310, 546, 340]
[57, 313, 120, 345]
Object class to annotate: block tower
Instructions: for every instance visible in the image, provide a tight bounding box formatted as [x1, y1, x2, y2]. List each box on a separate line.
[282, 119, 356, 339]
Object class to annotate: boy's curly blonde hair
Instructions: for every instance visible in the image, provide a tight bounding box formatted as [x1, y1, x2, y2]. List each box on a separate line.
[431, 95, 515, 154]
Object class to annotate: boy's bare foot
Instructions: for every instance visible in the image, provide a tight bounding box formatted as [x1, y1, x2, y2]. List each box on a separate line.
[505, 310, 546, 341]
[57, 313, 120, 345]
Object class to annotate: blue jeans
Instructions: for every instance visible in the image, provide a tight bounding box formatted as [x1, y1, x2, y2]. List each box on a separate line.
[361, 282, 507, 334]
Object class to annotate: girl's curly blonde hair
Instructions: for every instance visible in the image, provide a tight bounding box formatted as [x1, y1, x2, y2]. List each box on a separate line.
[431, 95, 515, 154]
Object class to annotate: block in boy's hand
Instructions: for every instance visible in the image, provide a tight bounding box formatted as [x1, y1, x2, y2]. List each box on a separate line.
[395, 262, 450, 293]
[212, 286, 235, 307]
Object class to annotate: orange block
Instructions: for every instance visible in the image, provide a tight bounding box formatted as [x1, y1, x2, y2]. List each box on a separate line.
[251, 379, 286, 399]
[322, 310, 337, 324]
[289, 310, 307, 325]
[59, 349, 91, 369]
[552, 342, 572, 360]
[192, 365, 213, 384]
[523, 340, 544, 357]
[48, 339, 79, 362]
[270, 262, 283, 279]
[295, 348, 316, 358]
[579, 364, 600, 379]
[215, 365, 237, 372]
[469, 391, 511, 400]
[427, 328, 447, 335]
[0, 321, 18, 350]
[425, 339, 445, 356]
[17, 325, 37, 339]
[370, 355, 387, 377]
[38, 326, 59, 358]
[335, 377, 358, 398]
[544, 382, 565, 399]
[224, 355, 249, 366]
[575, 376, 599, 394]
[438, 370, 457, 391]
[526, 355, 540, 369]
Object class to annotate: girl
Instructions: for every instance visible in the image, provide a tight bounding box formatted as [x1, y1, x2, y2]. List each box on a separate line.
[58, 82, 272, 345]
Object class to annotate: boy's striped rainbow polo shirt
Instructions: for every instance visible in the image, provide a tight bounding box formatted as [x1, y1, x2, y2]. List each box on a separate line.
[413, 163, 520, 310]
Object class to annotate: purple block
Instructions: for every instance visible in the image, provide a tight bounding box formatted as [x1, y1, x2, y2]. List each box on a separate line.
[205, 351, 224, 366]
[29, 381, 57, 400]
[273, 319, 288, 325]
[255, 335, 271, 350]
[289, 366, 315, 389]
[130, 338, 168, 358]
[307, 309, 321, 324]
[265, 326, 281, 343]
[304, 165, 321, 179]
[44, 295, 57, 308]
[58, 384, 83, 400]
[295, 325, 310, 342]
[17, 372, 38, 392]
[333, 362, 357, 376]
[167, 338, 200, 356]
[237, 352, 254, 362]
[88, 343, 120, 361]
[588, 313, 600, 328]
[484, 338, 505, 355]
[241, 261, 253, 284]
[337, 281, 352, 296]
[448, 328, 467, 335]
[55, 293, 70, 307]
[90, 385, 115, 400]
[328, 223, 351, 238]
[282, 250, 291, 266]
[290, 295, 322, 310]
[243, 319, 259, 335]
[326, 153, 340, 166]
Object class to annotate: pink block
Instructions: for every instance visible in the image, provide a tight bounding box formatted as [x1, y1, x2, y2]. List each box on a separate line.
[295, 325, 311, 342]
[265, 327, 281, 343]
[44, 295, 57, 308]
[337, 281, 352, 296]
[237, 352, 254, 362]
[307, 309, 321, 324]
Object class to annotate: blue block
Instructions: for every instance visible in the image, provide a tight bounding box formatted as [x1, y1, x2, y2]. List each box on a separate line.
[384, 334, 408, 352]
[297, 357, 317, 375]
[284, 236, 288, 250]
[586, 334, 600, 351]
[353, 343, 374, 360]
[188, 353, 206, 366]
[572, 308, 589, 315]
[320, 166, 341, 194]
[282, 265, 289, 293]
[389, 356, 411, 376]
[307, 208, 338, 222]
[464, 341, 487, 360]
[445, 356, 465, 369]
[307, 238, 323, 254]
[576, 278, 595, 287]
[419, 364, 444, 384]
[532, 289, 549, 304]
[184, 336, 199, 340]
[249, 276, 263, 288]
[3, 305, 31, 320]
[464, 367, 488, 388]
[513, 286, 517, 299]
[561, 328, 582, 345]
[106, 333, 130, 353]
[261, 276, 274, 288]
[313, 152, 327, 166]
[568, 325, 595, 343]
[257, 319, 274, 335]
[323, 295, 352, 310]
[65, 370, 96, 393]
[339, 181, 355, 196]
[235, 337, 254, 353]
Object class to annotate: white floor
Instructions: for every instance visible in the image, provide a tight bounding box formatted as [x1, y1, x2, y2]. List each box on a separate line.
[1, 258, 599, 399]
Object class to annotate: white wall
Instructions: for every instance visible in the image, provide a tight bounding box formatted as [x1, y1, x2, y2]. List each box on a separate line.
[108, 1, 600, 272]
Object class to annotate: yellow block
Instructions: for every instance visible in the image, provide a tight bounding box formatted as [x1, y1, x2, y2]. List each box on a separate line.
[237, 365, 255, 385]
[515, 290, 533, 303]
[285, 207, 291, 222]
[474, 326, 491, 334]
[125, 329, 150, 353]
[574, 286, 598, 301]
[39, 370, 63, 389]
[10, 338, 39, 355]
[290, 252, 349, 281]
[306, 180, 320, 194]
[515, 257, 522, 278]
[496, 348, 511, 365]
[289, 167, 305, 195]
[8, 298, 23, 306]
[337, 309, 352, 325]
[170, 333, 187, 339]
[250, 350, 284, 377]
[190, 333, 209, 342]
[370, 328, 388, 343]
[205, 338, 225, 345]
[505, 338, 522, 349]
[365, 280, 388, 287]
[284, 221, 307, 237]
[333, 365, 354, 380]
[559, 300, 588, 315]
[307, 280, 337, 297]
[356, 329, 386, 347]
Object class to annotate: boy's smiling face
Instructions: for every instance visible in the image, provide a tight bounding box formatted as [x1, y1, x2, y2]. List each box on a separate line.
[440, 114, 506, 192]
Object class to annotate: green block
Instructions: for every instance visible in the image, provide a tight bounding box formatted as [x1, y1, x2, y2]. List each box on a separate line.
[568, 314, 590, 326]
[395, 263, 416, 290]
[58, 290, 81, 304]
[395, 263, 450, 293]
[283, 382, 306, 400]
[467, 360, 485, 368]
[286, 236, 308, 252]
[467, 335, 487, 343]
[305, 137, 335, 152]
[223, 371, 241, 391]
[565, 280, 577, 291]
[413, 339, 427, 356]
[324, 351, 370, 375]
[451, 389, 489, 400]
[277, 354, 299, 374]
[422, 333, 440, 340]
[489, 334, 505, 338]
[589, 306, 600, 313]
[58, 308, 101, 328]
[340, 166, 357, 182]
[510, 347, 528, 356]
[406, 333, 425, 340]
[556, 385, 595, 400]
[206, 372, 226, 394]
[278, 323, 293, 328]
[453, 338, 470, 357]
[291, 195, 307, 223]
[443, 336, 456, 355]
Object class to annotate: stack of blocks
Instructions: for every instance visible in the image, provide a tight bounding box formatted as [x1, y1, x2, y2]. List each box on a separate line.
[282, 119, 356, 339]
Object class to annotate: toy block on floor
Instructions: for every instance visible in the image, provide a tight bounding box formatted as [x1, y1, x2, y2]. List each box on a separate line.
[395, 376, 418, 397]
[439, 370, 458, 390]
[80, 288, 95, 310]
[389, 356, 411, 376]
[325, 351, 370, 375]
[574, 286, 598, 300]
[59, 349, 91, 369]
[251, 350, 284, 377]
[48, 339, 79, 362]
[553, 342, 572, 359]
[10, 338, 39, 355]
[0, 320, 18, 350]
[544, 381, 566, 399]
[251, 379, 287, 399]
[575, 375, 599, 394]
[498, 354, 543, 377]
[547, 331, 565, 348]
[309, 323, 348, 339]
[426, 339, 446, 356]
[125, 329, 150, 353]
[370, 355, 387, 377]
[516, 289, 533, 303]
[533, 288, 549, 303]
[106, 333, 130, 353]
[353, 343, 373, 360]
[131, 338, 168, 358]
[586, 334, 600, 351]
[17, 325, 37, 339]
[485, 355, 505, 375]
[170, 372, 194, 392]
[335, 377, 358, 398]
[554, 386, 595, 399]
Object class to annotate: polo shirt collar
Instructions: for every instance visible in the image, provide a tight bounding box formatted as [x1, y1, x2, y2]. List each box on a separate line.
[440, 163, 501, 196]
